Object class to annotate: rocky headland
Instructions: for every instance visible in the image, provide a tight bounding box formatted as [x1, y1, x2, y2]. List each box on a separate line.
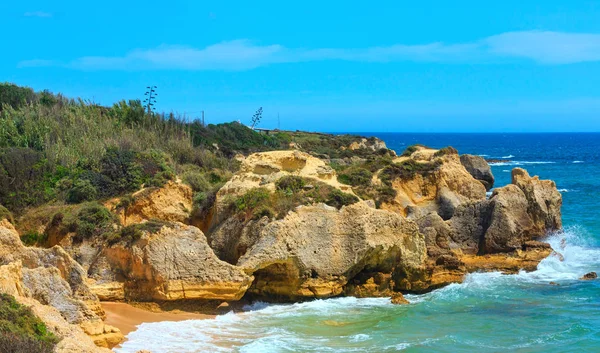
[0, 138, 565, 352]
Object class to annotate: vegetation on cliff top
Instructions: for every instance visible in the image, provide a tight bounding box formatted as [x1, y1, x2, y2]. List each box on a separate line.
[226, 176, 359, 222]
[0, 293, 58, 353]
[0, 82, 386, 215]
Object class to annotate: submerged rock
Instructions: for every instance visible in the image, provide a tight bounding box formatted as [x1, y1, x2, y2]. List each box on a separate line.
[580, 272, 597, 280]
[391, 292, 410, 305]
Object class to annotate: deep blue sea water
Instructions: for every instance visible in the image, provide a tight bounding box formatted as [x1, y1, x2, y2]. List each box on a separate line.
[116, 133, 600, 353]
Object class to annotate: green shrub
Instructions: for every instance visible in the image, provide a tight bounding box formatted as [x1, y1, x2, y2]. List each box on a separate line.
[0, 293, 58, 353]
[147, 170, 175, 188]
[0, 83, 37, 110]
[338, 168, 373, 186]
[182, 171, 211, 192]
[0, 205, 13, 223]
[253, 207, 275, 220]
[400, 144, 428, 157]
[433, 146, 458, 158]
[193, 192, 207, 206]
[379, 159, 442, 184]
[97, 147, 143, 196]
[112, 219, 167, 245]
[66, 179, 98, 204]
[68, 203, 114, 242]
[234, 188, 271, 212]
[0, 148, 50, 211]
[19, 231, 47, 246]
[325, 189, 359, 209]
[275, 176, 306, 193]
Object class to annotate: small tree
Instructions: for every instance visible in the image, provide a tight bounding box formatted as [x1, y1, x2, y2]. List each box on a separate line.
[250, 107, 263, 129]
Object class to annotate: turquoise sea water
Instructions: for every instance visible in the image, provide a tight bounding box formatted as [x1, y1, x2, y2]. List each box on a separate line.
[116, 133, 600, 353]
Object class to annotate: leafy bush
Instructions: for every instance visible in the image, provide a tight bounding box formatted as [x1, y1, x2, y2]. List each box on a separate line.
[19, 231, 47, 246]
[60, 203, 115, 242]
[66, 179, 98, 204]
[0, 83, 37, 110]
[0, 148, 50, 211]
[325, 189, 359, 209]
[400, 144, 429, 157]
[0, 205, 13, 223]
[110, 219, 168, 245]
[146, 170, 175, 188]
[0, 293, 58, 353]
[433, 146, 458, 158]
[234, 188, 271, 212]
[182, 171, 211, 192]
[97, 147, 143, 196]
[379, 159, 442, 184]
[275, 176, 306, 193]
[338, 168, 373, 186]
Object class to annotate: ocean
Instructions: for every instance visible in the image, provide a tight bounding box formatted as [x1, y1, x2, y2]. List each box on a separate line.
[115, 133, 600, 353]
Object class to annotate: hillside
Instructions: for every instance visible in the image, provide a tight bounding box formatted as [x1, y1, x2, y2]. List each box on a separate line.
[0, 83, 392, 215]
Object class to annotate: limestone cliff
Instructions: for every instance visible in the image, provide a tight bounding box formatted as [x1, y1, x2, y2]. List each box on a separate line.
[88, 222, 253, 302]
[0, 220, 123, 350]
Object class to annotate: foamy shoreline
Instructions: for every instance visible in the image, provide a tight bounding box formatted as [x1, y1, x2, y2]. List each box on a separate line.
[101, 302, 214, 347]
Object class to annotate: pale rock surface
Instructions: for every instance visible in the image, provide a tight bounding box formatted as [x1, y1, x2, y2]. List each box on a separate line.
[382, 147, 487, 219]
[460, 154, 495, 191]
[0, 220, 123, 350]
[95, 222, 253, 301]
[106, 181, 193, 226]
[212, 151, 353, 227]
[238, 201, 428, 298]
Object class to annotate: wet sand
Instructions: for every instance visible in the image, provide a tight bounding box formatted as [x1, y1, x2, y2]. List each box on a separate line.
[101, 302, 214, 336]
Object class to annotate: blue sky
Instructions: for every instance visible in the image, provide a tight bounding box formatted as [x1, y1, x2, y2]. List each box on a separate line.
[2, 1, 600, 132]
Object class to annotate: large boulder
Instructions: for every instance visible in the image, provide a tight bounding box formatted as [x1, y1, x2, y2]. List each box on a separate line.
[238, 201, 428, 299]
[91, 222, 253, 301]
[460, 154, 495, 191]
[0, 220, 123, 349]
[511, 168, 562, 232]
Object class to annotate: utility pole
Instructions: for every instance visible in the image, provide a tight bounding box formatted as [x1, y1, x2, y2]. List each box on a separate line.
[202, 111, 205, 126]
[143, 86, 158, 114]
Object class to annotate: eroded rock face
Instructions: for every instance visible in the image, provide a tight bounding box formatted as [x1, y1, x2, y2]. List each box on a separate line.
[92, 222, 253, 301]
[460, 154, 495, 191]
[106, 181, 193, 226]
[0, 220, 123, 350]
[382, 147, 487, 220]
[238, 202, 428, 299]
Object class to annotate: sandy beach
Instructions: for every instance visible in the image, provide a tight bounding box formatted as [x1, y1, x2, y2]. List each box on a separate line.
[101, 302, 214, 337]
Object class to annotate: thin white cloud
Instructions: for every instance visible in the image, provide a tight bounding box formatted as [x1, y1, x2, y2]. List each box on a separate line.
[19, 31, 600, 71]
[24, 11, 52, 18]
[17, 59, 56, 68]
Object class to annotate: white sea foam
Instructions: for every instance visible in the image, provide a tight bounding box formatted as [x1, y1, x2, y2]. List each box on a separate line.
[115, 228, 598, 353]
[573, 161, 584, 163]
[502, 154, 515, 158]
[558, 189, 570, 193]
[489, 161, 556, 166]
